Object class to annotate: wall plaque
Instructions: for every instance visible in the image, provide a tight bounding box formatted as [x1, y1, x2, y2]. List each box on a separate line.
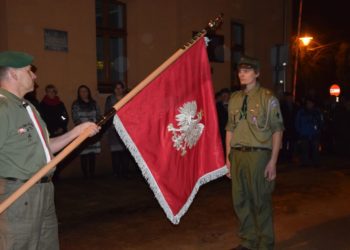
[44, 29, 68, 52]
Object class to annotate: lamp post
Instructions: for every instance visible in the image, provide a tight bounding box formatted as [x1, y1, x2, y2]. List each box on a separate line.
[292, 0, 304, 101]
[292, 35, 313, 100]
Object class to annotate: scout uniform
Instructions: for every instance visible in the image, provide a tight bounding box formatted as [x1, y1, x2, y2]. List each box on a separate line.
[0, 51, 58, 250]
[226, 57, 284, 250]
[0, 89, 51, 178]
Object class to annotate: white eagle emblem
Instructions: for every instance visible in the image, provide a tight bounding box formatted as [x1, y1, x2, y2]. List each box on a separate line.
[167, 101, 204, 156]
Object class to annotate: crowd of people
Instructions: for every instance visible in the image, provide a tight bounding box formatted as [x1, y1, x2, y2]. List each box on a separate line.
[27, 81, 131, 180]
[216, 84, 348, 169]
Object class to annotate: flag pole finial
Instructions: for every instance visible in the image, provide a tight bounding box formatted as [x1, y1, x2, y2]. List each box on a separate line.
[205, 13, 224, 33]
[184, 14, 224, 49]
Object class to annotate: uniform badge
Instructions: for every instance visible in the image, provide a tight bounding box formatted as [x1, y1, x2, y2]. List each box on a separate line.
[18, 127, 27, 135]
[167, 101, 204, 156]
[270, 99, 278, 108]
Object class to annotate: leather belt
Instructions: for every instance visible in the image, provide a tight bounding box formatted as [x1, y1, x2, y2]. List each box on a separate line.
[2, 176, 52, 183]
[232, 146, 271, 152]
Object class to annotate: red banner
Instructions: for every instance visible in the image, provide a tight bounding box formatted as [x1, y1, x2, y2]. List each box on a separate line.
[114, 37, 227, 224]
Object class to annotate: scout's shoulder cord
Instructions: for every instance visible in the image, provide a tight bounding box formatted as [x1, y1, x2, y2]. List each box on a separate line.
[252, 96, 273, 132]
[247, 94, 273, 143]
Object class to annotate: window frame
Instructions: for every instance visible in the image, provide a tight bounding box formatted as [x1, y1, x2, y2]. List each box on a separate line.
[96, 0, 127, 93]
[230, 21, 245, 87]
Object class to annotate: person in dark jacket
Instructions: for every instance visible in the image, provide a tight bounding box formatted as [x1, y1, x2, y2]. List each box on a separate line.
[295, 97, 323, 167]
[40, 84, 69, 137]
[279, 92, 298, 162]
[40, 84, 70, 180]
[216, 88, 230, 153]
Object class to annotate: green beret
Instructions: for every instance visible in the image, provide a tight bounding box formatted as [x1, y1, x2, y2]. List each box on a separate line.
[238, 56, 260, 70]
[0, 51, 33, 68]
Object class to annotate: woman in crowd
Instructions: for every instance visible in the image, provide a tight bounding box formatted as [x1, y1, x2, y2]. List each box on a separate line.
[72, 84, 101, 179]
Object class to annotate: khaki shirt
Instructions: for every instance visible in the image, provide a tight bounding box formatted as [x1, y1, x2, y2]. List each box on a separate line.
[225, 84, 284, 149]
[0, 88, 50, 179]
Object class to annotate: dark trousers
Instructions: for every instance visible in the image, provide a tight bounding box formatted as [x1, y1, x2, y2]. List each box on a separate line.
[298, 136, 320, 166]
[80, 153, 96, 178]
[281, 133, 295, 162]
[230, 149, 275, 250]
[111, 150, 129, 177]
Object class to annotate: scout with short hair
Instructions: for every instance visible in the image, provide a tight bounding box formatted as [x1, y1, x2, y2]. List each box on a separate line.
[0, 51, 100, 250]
[226, 56, 284, 250]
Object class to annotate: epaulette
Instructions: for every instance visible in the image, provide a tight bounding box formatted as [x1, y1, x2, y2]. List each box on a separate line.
[258, 88, 276, 108]
[0, 94, 7, 102]
[0, 94, 8, 108]
[230, 90, 242, 99]
[264, 89, 273, 97]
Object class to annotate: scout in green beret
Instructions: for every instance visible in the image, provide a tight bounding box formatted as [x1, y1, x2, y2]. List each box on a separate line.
[0, 51, 100, 249]
[0, 51, 36, 97]
[0, 51, 34, 68]
[226, 56, 284, 250]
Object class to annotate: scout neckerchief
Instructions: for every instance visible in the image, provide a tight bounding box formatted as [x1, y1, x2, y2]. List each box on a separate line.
[23, 102, 52, 163]
[239, 94, 248, 120]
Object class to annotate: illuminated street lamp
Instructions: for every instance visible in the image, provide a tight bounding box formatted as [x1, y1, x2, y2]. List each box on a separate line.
[299, 36, 313, 46]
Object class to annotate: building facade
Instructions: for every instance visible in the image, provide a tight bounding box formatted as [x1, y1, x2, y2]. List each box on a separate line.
[0, 0, 292, 176]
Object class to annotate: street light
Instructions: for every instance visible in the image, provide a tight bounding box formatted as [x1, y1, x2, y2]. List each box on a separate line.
[299, 36, 313, 46]
[292, 35, 313, 100]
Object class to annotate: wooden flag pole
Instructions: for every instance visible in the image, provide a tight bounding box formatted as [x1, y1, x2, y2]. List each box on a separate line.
[0, 14, 223, 214]
[100, 14, 223, 123]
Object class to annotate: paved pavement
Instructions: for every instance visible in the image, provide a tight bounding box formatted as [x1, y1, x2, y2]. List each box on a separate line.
[54, 155, 350, 250]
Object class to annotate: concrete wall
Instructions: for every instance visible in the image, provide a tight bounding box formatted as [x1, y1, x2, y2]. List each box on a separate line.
[125, 0, 291, 92]
[0, 0, 292, 178]
[0, 0, 9, 50]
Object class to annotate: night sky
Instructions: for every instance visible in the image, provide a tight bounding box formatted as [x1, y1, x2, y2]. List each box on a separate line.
[293, 0, 350, 99]
[302, 0, 350, 43]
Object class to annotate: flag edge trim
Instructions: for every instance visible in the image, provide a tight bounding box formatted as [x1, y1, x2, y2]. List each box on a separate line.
[113, 114, 228, 224]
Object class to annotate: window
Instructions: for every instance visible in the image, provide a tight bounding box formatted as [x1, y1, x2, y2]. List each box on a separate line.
[206, 34, 224, 63]
[96, 0, 126, 93]
[193, 31, 224, 63]
[231, 22, 244, 86]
